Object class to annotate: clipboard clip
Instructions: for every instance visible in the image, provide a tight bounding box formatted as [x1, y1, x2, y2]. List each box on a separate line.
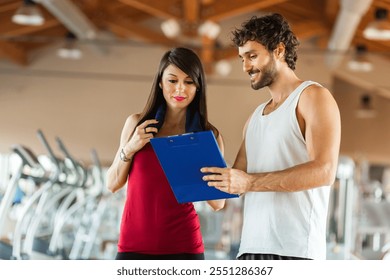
[167, 132, 198, 147]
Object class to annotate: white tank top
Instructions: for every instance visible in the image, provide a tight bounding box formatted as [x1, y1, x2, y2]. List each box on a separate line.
[238, 81, 330, 260]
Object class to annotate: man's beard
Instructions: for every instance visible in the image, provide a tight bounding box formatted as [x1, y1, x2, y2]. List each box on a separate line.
[250, 59, 277, 90]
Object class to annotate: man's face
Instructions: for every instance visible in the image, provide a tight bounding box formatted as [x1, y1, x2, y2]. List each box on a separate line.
[238, 40, 278, 90]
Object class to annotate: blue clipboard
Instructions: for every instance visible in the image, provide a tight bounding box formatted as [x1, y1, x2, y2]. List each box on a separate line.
[150, 130, 239, 203]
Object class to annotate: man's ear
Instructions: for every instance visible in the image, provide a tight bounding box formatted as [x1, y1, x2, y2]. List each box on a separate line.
[275, 42, 285, 59]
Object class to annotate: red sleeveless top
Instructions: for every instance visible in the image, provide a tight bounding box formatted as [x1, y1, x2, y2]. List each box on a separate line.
[117, 143, 204, 254]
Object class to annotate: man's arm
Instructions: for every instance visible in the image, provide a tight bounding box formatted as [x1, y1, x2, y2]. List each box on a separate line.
[232, 113, 251, 172]
[202, 85, 341, 194]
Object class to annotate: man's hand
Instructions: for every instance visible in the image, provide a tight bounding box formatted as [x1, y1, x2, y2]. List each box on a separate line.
[201, 167, 252, 195]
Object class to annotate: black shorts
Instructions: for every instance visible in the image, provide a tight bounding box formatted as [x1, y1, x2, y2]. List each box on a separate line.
[115, 252, 205, 260]
[237, 253, 311, 260]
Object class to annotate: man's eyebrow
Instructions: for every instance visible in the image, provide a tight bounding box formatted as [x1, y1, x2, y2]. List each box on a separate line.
[238, 50, 255, 58]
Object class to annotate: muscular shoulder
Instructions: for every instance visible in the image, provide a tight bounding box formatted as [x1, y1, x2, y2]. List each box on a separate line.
[299, 84, 337, 110]
[298, 83, 339, 121]
[300, 84, 333, 102]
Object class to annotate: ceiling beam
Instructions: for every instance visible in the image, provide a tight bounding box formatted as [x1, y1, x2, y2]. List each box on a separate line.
[0, 41, 28, 65]
[0, 2, 20, 13]
[374, 0, 390, 11]
[353, 34, 390, 56]
[202, 0, 289, 21]
[324, 0, 340, 25]
[183, 0, 200, 24]
[104, 17, 177, 46]
[3, 19, 61, 37]
[215, 46, 238, 61]
[118, 0, 180, 19]
[291, 20, 329, 40]
[200, 35, 215, 73]
[266, 2, 322, 21]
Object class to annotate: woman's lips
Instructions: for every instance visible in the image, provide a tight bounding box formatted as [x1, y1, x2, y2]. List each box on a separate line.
[174, 96, 185, 101]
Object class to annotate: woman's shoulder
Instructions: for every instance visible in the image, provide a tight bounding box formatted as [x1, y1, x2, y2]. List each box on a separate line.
[123, 113, 141, 132]
[125, 113, 141, 125]
[127, 113, 141, 122]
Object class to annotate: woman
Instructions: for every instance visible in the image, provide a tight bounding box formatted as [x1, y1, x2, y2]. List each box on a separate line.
[106, 47, 225, 260]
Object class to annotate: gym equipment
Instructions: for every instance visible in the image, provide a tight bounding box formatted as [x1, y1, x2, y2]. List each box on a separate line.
[327, 156, 390, 260]
[0, 129, 124, 260]
[0, 144, 49, 259]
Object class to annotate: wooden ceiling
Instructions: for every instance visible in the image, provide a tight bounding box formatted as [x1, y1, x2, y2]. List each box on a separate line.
[0, 0, 389, 73]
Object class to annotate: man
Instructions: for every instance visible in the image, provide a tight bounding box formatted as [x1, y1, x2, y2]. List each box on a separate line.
[201, 13, 341, 260]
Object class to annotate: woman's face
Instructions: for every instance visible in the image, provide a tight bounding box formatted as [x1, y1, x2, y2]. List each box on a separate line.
[160, 64, 197, 110]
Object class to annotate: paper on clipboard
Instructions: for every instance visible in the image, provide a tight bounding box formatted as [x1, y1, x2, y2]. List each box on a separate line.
[150, 130, 239, 203]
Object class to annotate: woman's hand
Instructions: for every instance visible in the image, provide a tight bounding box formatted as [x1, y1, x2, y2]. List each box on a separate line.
[123, 119, 159, 156]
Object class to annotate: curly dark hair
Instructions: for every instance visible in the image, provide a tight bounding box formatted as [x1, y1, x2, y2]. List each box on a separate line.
[231, 13, 300, 70]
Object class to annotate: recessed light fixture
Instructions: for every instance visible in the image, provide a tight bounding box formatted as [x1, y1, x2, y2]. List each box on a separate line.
[12, 0, 44, 26]
[355, 94, 377, 118]
[57, 32, 83, 60]
[363, 8, 390, 40]
[198, 20, 221, 40]
[347, 44, 373, 72]
[215, 60, 232, 76]
[161, 19, 181, 38]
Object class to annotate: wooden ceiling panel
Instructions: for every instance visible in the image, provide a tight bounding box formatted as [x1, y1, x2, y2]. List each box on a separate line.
[118, 0, 181, 19]
[354, 1, 390, 56]
[201, 0, 289, 21]
[105, 17, 177, 46]
[183, 0, 200, 23]
[0, 0, 389, 72]
[0, 1, 19, 13]
[0, 40, 27, 65]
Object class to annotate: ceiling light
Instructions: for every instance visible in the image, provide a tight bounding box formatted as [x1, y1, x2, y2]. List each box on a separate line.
[363, 8, 390, 40]
[161, 19, 181, 38]
[57, 32, 83, 60]
[12, 0, 44, 26]
[215, 60, 232, 76]
[355, 94, 377, 118]
[198, 20, 221, 39]
[347, 44, 373, 72]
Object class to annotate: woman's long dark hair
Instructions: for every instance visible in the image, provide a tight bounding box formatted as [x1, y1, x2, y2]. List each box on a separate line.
[136, 47, 218, 136]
